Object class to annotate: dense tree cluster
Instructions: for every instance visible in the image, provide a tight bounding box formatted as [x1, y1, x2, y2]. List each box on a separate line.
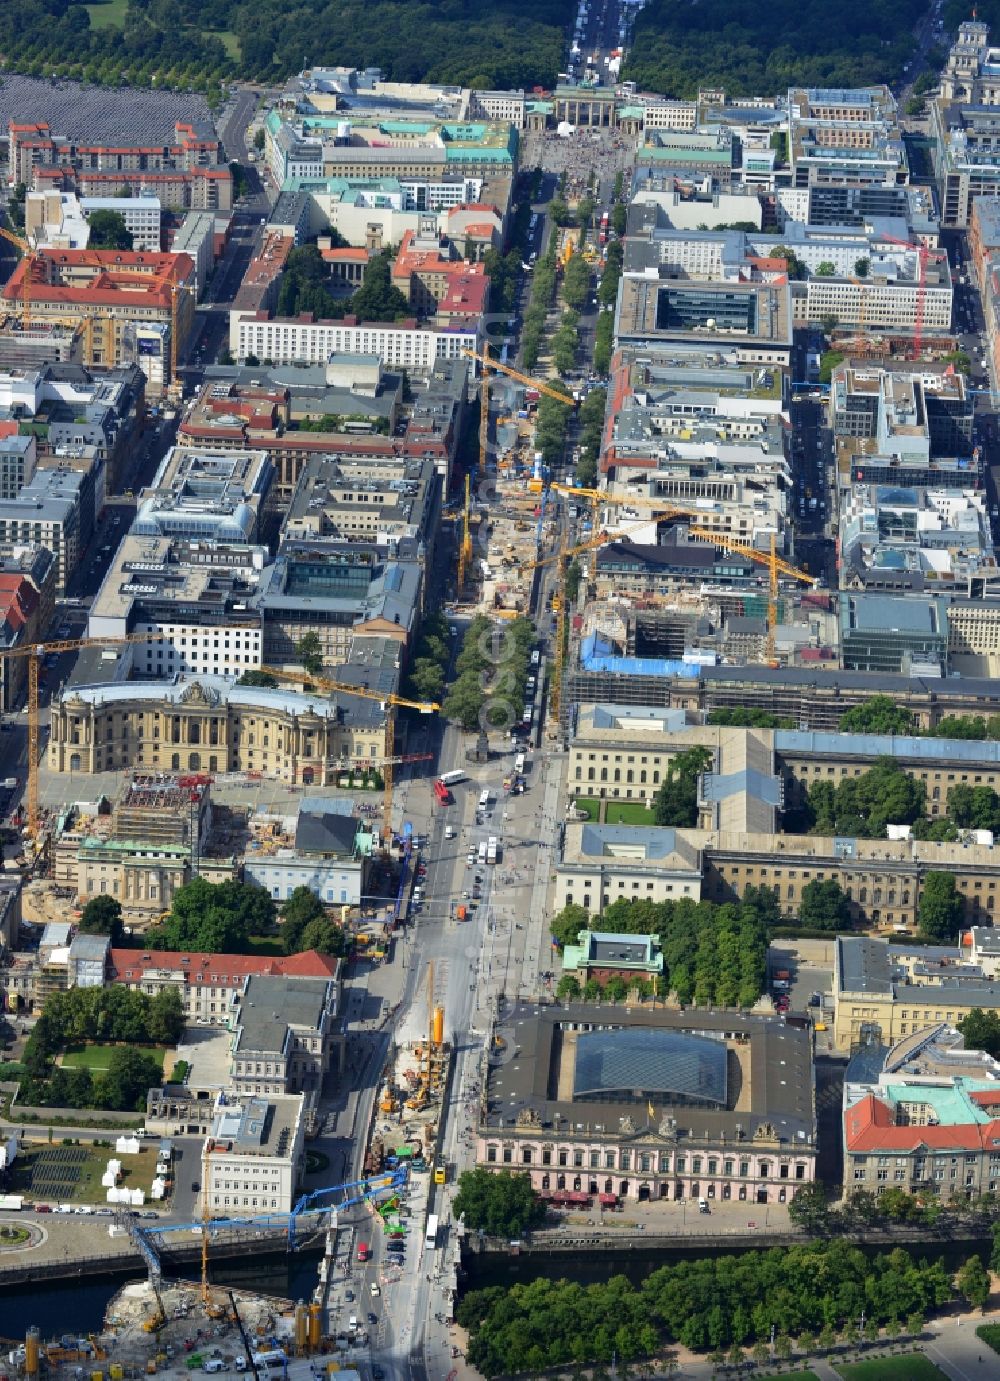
[708, 707, 796, 729]
[551, 310, 580, 376]
[652, 746, 713, 827]
[77, 896, 125, 945]
[521, 239, 559, 372]
[456, 1242, 951, 1376]
[574, 387, 606, 488]
[805, 758, 926, 838]
[278, 886, 348, 957]
[534, 382, 573, 468]
[561, 255, 591, 313]
[276, 246, 408, 324]
[918, 870, 964, 942]
[840, 696, 916, 735]
[549, 890, 771, 1007]
[798, 878, 852, 932]
[19, 986, 183, 1111]
[959, 1008, 1000, 1060]
[144, 877, 276, 953]
[452, 1169, 546, 1237]
[87, 209, 133, 250]
[3, 0, 573, 94]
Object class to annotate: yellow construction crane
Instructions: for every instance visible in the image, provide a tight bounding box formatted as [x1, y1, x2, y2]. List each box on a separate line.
[461, 348, 576, 408]
[457, 472, 473, 595]
[527, 504, 816, 685]
[0, 225, 33, 328]
[261, 666, 439, 846]
[0, 634, 165, 832]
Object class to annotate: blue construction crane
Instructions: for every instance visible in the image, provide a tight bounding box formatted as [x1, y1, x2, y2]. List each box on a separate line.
[142, 1169, 408, 1252]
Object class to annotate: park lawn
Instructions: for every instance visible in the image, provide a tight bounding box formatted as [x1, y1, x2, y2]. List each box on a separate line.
[245, 934, 285, 956]
[572, 796, 655, 825]
[603, 801, 655, 825]
[203, 29, 241, 61]
[836, 1356, 949, 1381]
[61, 1042, 165, 1073]
[84, 0, 127, 29]
[8, 1145, 159, 1205]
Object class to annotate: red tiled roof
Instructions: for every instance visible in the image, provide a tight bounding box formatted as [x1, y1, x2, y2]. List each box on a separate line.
[0, 575, 37, 634]
[321, 247, 370, 263]
[109, 946, 339, 986]
[844, 1092, 1000, 1153]
[1, 249, 194, 311]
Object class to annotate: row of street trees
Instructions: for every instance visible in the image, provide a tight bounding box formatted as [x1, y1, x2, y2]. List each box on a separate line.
[442, 615, 535, 732]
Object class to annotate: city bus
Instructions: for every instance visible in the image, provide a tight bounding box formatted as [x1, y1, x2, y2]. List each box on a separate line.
[433, 779, 452, 805]
[439, 770, 466, 786]
[425, 1213, 439, 1248]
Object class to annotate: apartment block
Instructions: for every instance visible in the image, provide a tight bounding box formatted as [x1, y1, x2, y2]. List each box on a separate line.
[229, 311, 478, 372]
[0, 249, 195, 392]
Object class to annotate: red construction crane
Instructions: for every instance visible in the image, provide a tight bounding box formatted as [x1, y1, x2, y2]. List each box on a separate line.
[876, 233, 947, 361]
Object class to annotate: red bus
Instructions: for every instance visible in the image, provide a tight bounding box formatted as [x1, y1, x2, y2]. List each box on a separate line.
[433, 779, 452, 805]
[599, 211, 609, 246]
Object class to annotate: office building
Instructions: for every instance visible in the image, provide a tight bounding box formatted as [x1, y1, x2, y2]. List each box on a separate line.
[110, 945, 340, 1024]
[204, 1095, 305, 1215]
[834, 935, 1000, 1052]
[844, 1022, 1000, 1201]
[87, 532, 265, 680]
[231, 973, 339, 1097]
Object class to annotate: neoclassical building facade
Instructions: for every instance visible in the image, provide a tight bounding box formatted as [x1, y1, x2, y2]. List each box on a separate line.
[47, 677, 385, 784]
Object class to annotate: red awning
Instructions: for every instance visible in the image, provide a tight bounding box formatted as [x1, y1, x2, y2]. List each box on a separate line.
[599, 1193, 618, 1205]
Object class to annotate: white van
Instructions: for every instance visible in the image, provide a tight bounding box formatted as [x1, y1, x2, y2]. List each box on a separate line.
[204, 1362, 227, 1374]
[445, 825, 456, 839]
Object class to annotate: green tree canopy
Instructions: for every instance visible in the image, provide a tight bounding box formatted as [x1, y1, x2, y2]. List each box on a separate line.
[296, 630, 323, 676]
[958, 1008, 1000, 1060]
[550, 902, 590, 949]
[799, 878, 851, 932]
[453, 1168, 546, 1237]
[78, 895, 125, 945]
[806, 758, 925, 838]
[918, 871, 964, 942]
[652, 746, 713, 827]
[87, 209, 134, 250]
[840, 696, 914, 735]
[149, 877, 275, 954]
[956, 1254, 991, 1311]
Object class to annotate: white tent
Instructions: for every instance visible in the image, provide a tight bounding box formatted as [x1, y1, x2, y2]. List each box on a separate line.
[115, 1136, 140, 1155]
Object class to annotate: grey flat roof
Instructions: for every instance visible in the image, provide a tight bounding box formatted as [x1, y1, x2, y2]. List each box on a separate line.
[235, 975, 331, 1055]
[777, 729, 1000, 764]
[482, 1002, 815, 1144]
[590, 939, 651, 964]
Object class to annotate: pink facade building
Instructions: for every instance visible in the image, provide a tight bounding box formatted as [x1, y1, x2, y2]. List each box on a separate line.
[475, 1003, 817, 1206]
